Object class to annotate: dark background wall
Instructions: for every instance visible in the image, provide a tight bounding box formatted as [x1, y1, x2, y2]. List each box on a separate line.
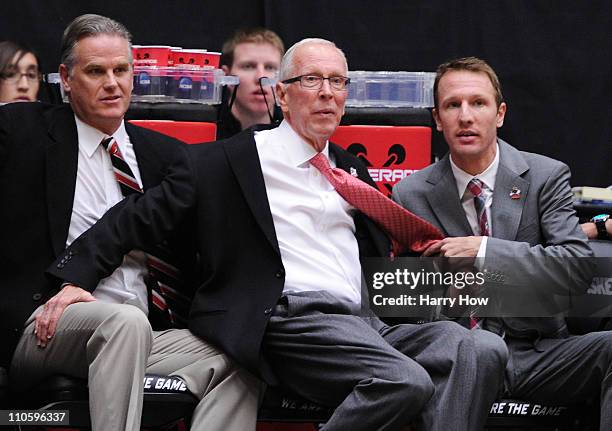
[2, 0, 609, 186]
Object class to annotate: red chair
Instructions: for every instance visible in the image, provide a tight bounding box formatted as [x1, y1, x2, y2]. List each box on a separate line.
[129, 120, 217, 144]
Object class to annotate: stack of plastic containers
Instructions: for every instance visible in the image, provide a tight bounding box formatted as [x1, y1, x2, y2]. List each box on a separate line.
[132, 45, 238, 104]
[346, 71, 435, 108]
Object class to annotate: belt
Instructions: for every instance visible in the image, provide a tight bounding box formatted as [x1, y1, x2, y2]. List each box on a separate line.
[271, 296, 288, 317]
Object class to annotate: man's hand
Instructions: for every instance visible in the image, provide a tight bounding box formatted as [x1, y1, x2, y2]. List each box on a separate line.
[423, 236, 484, 257]
[581, 219, 612, 240]
[34, 284, 96, 347]
[581, 222, 598, 240]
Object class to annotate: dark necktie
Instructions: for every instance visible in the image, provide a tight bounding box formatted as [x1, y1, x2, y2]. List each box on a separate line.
[465, 178, 490, 327]
[467, 178, 490, 236]
[101, 137, 187, 328]
[309, 152, 444, 255]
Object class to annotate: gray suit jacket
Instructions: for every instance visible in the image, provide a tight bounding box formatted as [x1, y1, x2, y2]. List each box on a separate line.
[392, 139, 594, 338]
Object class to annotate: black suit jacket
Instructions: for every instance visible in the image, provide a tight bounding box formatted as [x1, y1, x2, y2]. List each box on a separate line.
[47, 125, 390, 380]
[0, 102, 196, 368]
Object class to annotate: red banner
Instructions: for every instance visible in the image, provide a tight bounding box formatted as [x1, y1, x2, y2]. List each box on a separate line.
[331, 125, 431, 196]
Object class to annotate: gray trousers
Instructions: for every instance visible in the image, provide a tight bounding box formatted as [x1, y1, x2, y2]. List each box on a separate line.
[506, 331, 612, 429]
[263, 292, 508, 431]
[10, 302, 261, 431]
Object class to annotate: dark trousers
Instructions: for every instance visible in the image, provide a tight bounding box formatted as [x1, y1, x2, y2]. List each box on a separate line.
[506, 331, 612, 429]
[263, 291, 508, 431]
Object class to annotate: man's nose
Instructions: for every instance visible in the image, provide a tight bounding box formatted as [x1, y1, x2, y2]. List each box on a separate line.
[255, 64, 267, 79]
[318, 78, 333, 98]
[458, 103, 474, 123]
[103, 71, 118, 88]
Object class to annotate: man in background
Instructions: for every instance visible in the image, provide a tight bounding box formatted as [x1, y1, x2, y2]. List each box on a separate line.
[217, 28, 284, 138]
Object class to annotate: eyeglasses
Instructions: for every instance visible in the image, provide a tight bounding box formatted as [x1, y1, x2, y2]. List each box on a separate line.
[1, 70, 41, 84]
[282, 74, 350, 91]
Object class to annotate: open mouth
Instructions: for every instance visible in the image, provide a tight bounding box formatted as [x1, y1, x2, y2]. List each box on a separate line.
[457, 130, 477, 137]
[457, 130, 478, 141]
[101, 95, 122, 103]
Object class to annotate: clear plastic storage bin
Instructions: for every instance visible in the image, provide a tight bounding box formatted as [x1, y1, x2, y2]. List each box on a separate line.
[132, 67, 238, 104]
[346, 71, 435, 108]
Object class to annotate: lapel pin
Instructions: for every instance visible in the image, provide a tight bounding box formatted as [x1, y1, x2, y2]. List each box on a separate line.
[510, 186, 521, 199]
[349, 167, 358, 177]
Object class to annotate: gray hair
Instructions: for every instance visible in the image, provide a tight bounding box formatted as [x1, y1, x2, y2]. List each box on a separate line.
[60, 14, 132, 72]
[279, 38, 347, 81]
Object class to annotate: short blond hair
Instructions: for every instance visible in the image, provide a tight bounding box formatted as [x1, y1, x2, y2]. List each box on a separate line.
[221, 28, 284, 69]
[434, 56, 504, 109]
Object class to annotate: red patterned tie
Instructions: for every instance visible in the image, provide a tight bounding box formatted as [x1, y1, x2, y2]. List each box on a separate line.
[309, 152, 444, 254]
[101, 137, 188, 328]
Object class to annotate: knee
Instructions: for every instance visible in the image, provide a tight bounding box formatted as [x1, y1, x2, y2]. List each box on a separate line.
[407, 370, 435, 407]
[590, 331, 612, 366]
[472, 330, 509, 368]
[104, 305, 152, 344]
[387, 361, 435, 410]
[109, 304, 150, 327]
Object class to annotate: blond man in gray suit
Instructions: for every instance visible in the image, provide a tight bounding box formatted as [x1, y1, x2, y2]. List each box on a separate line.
[393, 56, 612, 429]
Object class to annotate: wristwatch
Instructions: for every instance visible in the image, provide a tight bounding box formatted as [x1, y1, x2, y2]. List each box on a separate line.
[591, 214, 610, 240]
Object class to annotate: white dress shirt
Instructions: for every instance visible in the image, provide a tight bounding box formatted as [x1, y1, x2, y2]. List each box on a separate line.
[67, 115, 148, 313]
[255, 121, 362, 304]
[450, 143, 500, 257]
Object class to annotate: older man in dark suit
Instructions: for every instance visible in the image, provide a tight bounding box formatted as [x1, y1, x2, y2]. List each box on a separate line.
[0, 14, 258, 431]
[393, 56, 612, 428]
[49, 39, 508, 431]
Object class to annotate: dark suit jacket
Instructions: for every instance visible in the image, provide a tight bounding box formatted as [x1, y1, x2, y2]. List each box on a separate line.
[392, 139, 594, 339]
[0, 102, 196, 368]
[47, 125, 390, 381]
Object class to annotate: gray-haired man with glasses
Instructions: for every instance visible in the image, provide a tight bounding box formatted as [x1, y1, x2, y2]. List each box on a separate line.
[48, 38, 508, 431]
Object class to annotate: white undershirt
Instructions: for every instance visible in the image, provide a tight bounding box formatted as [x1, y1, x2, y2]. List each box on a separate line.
[450, 143, 500, 257]
[255, 121, 362, 304]
[67, 115, 148, 313]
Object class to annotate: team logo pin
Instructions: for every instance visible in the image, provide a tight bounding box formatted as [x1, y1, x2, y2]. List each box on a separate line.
[510, 186, 521, 199]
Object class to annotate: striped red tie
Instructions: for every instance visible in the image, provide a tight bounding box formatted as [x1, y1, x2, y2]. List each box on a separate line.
[465, 178, 489, 328]
[101, 137, 188, 328]
[309, 152, 444, 255]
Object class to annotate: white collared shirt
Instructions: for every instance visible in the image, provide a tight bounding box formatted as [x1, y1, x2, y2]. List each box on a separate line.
[67, 115, 148, 313]
[255, 121, 362, 304]
[450, 143, 500, 257]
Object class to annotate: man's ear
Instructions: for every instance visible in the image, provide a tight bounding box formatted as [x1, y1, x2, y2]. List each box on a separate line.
[496, 102, 507, 128]
[59, 64, 71, 94]
[432, 108, 443, 132]
[221, 65, 230, 75]
[276, 82, 289, 114]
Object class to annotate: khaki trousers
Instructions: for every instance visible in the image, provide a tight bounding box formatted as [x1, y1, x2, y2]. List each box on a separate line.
[11, 302, 261, 431]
